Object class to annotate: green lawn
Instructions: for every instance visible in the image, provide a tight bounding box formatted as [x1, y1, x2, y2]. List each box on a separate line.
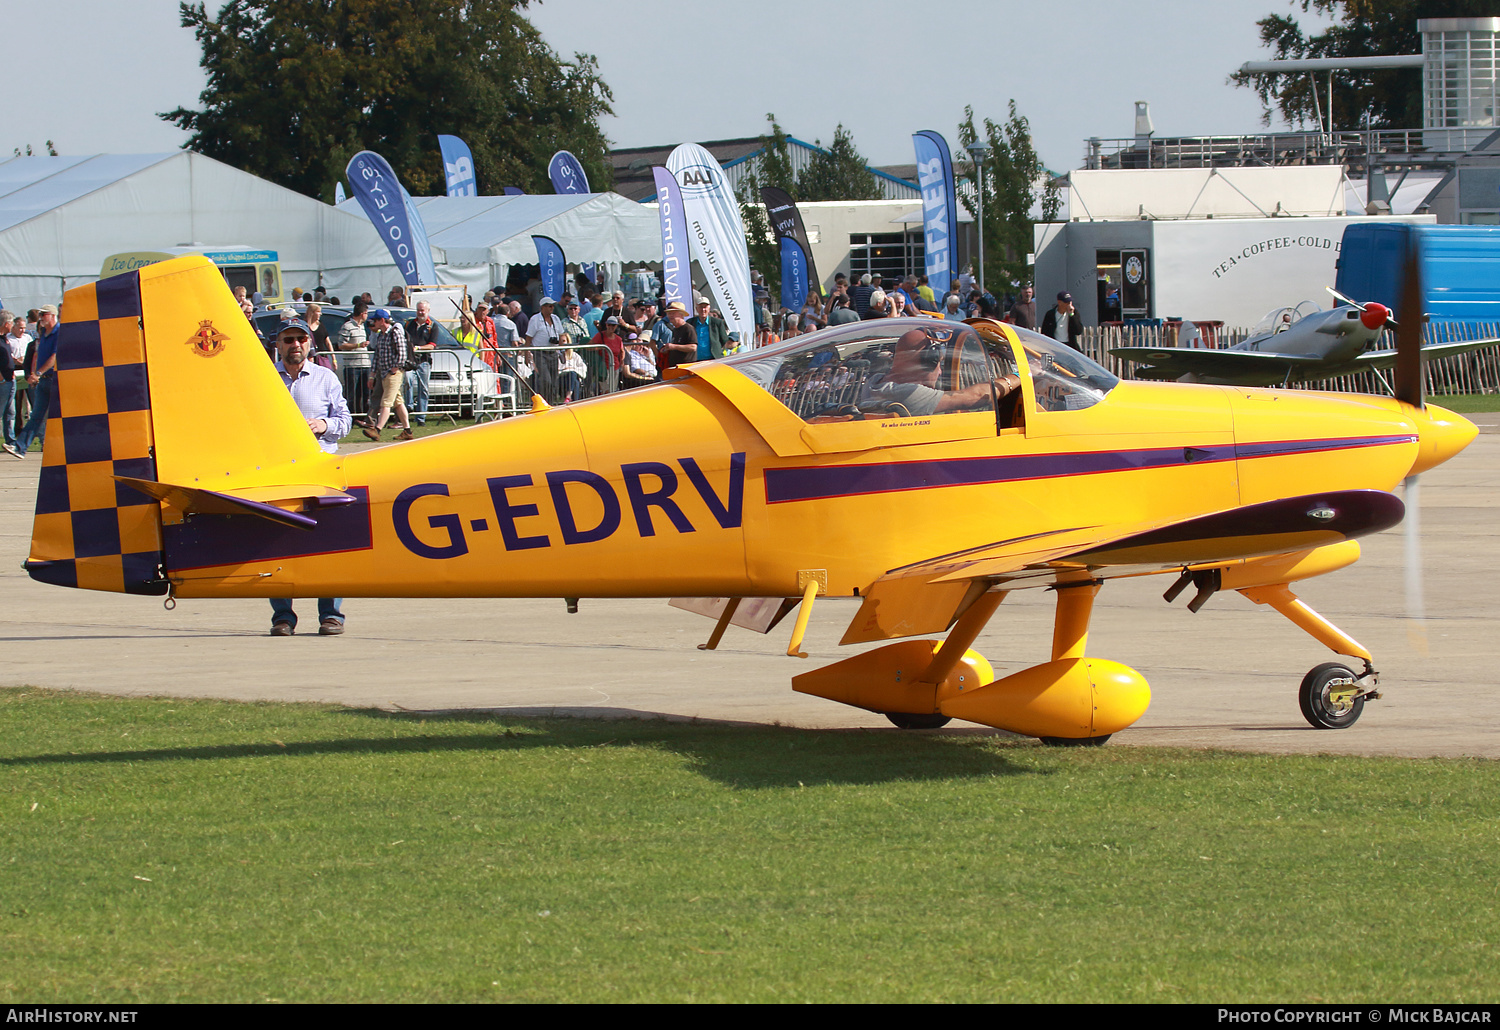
[1421, 392, 1500, 414]
[2, 688, 1496, 1003]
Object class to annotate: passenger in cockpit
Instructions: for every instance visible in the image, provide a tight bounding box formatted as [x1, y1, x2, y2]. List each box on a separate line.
[859, 328, 1020, 416]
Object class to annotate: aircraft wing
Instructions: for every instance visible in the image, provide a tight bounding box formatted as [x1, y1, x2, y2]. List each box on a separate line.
[1345, 337, 1500, 371]
[841, 489, 1403, 643]
[1110, 346, 1326, 381]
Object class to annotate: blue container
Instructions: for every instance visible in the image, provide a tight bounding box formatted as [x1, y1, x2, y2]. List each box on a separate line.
[1337, 223, 1500, 323]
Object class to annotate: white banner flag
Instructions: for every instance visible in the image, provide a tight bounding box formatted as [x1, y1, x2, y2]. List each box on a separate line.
[666, 143, 752, 349]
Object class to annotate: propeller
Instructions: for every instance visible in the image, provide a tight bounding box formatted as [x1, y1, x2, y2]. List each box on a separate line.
[1325, 286, 1397, 329]
[1394, 246, 1427, 654]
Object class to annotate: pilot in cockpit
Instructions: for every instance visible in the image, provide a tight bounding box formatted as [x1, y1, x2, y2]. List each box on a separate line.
[858, 328, 1021, 416]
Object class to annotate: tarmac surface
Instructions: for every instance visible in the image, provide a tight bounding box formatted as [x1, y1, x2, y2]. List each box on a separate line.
[3, 423, 1498, 759]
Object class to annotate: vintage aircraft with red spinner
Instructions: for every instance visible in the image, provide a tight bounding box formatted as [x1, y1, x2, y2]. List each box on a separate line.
[24, 255, 1477, 743]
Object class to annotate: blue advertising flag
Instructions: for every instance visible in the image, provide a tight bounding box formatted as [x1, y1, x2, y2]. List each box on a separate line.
[503, 187, 525, 196]
[345, 150, 438, 287]
[779, 238, 809, 314]
[533, 235, 567, 304]
[579, 263, 597, 284]
[548, 150, 590, 195]
[912, 130, 959, 296]
[651, 166, 690, 310]
[437, 134, 478, 197]
[334, 181, 346, 206]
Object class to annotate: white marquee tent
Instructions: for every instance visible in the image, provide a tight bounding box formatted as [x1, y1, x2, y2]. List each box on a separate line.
[0, 151, 400, 312]
[337, 192, 665, 298]
[0, 151, 671, 314]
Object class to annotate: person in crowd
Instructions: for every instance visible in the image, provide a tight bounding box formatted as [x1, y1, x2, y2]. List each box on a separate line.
[335, 299, 371, 419]
[4, 311, 29, 454]
[473, 301, 499, 367]
[454, 310, 486, 355]
[15, 304, 59, 457]
[360, 292, 374, 306]
[268, 317, 352, 637]
[688, 299, 730, 361]
[621, 327, 658, 388]
[589, 313, 624, 382]
[1040, 291, 1084, 351]
[524, 297, 567, 349]
[363, 309, 413, 441]
[799, 289, 824, 331]
[491, 301, 518, 350]
[850, 273, 875, 318]
[636, 297, 661, 338]
[863, 289, 891, 320]
[560, 299, 589, 342]
[582, 292, 605, 336]
[825, 294, 859, 326]
[557, 344, 588, 402]
[403, 301, 439, 426]
[1008, 285, 1037, 329]
[233, 285, 254, 318]
[782, 313, 804, 339]
[337, 300, 369, 350]
[0, 312, 18, 457]
[658, 301, 698, 373]
[387, 285, 407, 306]
[943, 294, 966, 323]
[304, 302, 333, 355]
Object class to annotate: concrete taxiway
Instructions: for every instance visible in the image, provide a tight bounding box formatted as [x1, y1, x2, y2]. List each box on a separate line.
[2, 424, 1497, 759]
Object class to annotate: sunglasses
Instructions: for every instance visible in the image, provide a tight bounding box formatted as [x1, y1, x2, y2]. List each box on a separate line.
[279, 333, 310, 343]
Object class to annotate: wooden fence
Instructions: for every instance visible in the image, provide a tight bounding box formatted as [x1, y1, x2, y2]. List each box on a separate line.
[1077, 322, 1500, 396]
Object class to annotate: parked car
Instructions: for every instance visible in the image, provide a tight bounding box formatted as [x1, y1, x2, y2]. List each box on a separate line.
[253, 304, 498, 417]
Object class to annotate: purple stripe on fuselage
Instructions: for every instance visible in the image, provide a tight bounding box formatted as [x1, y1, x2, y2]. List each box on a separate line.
[763, 435, 1413, 504]
[163, 487, 373, 571]
[1233, 434, 1415, 460]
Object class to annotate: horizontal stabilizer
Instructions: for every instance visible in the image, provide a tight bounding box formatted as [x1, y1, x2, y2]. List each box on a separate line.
[112, 476, 355, 530]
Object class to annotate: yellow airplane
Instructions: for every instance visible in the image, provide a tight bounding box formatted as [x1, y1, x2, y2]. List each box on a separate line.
[24, 255, 1478, 743]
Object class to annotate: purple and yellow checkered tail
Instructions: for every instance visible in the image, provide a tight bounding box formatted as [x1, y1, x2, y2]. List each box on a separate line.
[24, 271, 166, 594]
[25, 255, 333, 595]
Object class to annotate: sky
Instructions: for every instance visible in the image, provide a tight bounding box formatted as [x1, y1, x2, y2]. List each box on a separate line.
[6, 0, 1341, 175]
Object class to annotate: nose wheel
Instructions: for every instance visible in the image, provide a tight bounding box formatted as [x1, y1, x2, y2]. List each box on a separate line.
[1298, 661, 1377, 729]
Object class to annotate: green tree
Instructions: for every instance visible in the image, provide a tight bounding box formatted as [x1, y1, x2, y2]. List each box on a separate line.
[13, 141, 58, 157]
[163, 0, 613, 201]
[738, 114, 797, 302]
[957, 103, 1059, 294]
[796, 125, 883, 202]
[1229, 1, 1494, 130]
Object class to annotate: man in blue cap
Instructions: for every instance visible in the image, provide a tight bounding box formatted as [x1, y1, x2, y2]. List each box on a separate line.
[268, 318, 353, 635]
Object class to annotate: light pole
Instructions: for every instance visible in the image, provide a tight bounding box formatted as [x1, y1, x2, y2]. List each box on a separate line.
[966, 140, 992, 296]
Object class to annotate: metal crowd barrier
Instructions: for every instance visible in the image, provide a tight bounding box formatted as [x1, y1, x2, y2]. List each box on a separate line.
[477, 344, 624, 420]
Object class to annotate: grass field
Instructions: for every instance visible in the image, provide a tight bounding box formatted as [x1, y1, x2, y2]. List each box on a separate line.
[2, 688, 1497, 1003]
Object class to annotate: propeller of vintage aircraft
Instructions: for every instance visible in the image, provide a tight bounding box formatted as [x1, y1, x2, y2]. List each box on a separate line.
[1393, 249, 1428, 655]
[1325, 286, 1397, 330]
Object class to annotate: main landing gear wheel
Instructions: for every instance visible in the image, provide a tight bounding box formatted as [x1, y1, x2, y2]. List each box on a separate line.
[884, 712, 952, 730]
[1040, 735, 1111, 747]
[1298, 662, 1365, 730]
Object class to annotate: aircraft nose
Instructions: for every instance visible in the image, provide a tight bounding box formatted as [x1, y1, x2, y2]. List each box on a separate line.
[1408, 402, 1479, 476]
[1360, 302, 1389, 331]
